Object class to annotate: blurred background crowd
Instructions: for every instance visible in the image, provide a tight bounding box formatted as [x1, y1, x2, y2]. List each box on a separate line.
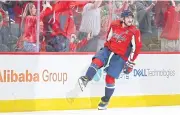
[0, 0, 180, 52]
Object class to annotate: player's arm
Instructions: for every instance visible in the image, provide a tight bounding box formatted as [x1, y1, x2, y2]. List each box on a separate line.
[106, 27, 113, 41]
[124, 30, 142, 74]
[128, 29, 142, 63]
[106, 21, 116, 41]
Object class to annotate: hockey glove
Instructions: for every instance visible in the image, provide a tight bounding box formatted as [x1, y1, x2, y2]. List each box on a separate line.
[123, 60, 135, 74]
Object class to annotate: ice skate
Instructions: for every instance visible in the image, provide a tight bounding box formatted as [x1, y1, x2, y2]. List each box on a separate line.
[98, 96, 109, 110]
[78, 76, 89, 91]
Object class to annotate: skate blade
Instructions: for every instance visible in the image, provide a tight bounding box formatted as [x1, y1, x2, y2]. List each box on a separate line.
[78, 78, 86, 92]
[98, 107, 107, 110]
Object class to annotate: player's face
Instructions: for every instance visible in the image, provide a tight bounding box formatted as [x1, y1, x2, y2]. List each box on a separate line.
[124, 16, 134, 26]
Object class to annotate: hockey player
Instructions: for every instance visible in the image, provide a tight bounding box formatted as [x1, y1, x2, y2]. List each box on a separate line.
[78, 10, 142, 110]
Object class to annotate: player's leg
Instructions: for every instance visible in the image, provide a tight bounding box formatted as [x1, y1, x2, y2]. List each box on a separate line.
[66, 47, 111, 104]
[98, 74, 115, 110]
[78, 47, 111, 91]
[98, 54, 126, 110]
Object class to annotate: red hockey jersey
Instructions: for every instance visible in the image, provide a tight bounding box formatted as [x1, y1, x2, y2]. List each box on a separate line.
[104, 20, 142, 62]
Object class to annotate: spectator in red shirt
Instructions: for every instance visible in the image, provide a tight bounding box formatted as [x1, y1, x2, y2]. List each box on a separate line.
[160, 0, 180, 52]
[20, 2, 44, 52]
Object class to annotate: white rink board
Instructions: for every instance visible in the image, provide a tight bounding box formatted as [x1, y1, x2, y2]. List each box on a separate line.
[0, 54, 180, 100]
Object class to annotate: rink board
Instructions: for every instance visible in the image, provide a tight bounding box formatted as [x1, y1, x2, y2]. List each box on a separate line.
[0, 54, 180, 112]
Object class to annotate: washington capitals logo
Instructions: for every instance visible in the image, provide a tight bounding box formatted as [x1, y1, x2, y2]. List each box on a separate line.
[113, 30, 129, 42]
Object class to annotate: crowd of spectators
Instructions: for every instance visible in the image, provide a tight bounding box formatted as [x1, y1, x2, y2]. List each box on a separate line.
[0, 0, 180, 52]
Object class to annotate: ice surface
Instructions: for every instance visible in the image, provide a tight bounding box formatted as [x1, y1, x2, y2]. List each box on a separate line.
[1, 106, 180, 115]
